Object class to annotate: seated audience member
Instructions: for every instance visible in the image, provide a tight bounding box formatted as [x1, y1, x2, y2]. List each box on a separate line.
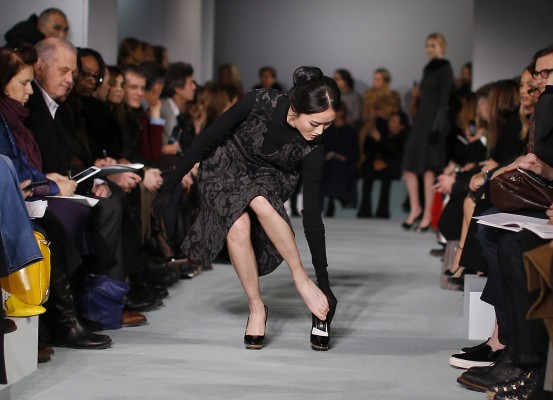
[117, 37, 145, 66]
[4, 7, 69, 48]
[141, 41, 156, 63]
[362, 68, 401, 124]
[357, 111, 408, 219]
[153, 45, 169, 69]
[334, 69, 362, 127]
[252, 66, 283, 91]
[217, 63, 244, 98]
[160, 62, 197, 155]
[454, 45, 553, 397]
[321, 103, 359, 217]
[0, 44, 112, 350]
[105, 65, 127, 128]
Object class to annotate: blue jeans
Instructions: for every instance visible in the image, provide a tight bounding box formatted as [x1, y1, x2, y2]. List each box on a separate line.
[0, 155, 42, 276]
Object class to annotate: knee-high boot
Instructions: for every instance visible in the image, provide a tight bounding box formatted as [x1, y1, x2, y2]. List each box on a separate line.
[45, 266, 112, 349]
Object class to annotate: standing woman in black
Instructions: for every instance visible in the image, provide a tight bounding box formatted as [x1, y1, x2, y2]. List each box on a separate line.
[402, 33, 453, 231]
[155, 67, 338, 351]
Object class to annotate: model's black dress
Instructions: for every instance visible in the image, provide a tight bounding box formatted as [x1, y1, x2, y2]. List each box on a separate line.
[164, 89, 328, 279]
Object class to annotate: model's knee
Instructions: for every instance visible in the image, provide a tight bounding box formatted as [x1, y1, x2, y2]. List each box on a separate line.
[228, 213, 251, 243]
[249, 196, 273, 218]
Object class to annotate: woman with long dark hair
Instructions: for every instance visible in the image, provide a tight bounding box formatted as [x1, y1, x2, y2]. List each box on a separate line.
[156, 66, 339, 351]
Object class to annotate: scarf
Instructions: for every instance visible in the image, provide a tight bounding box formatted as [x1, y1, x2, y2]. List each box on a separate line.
[0, 96, 42, 170]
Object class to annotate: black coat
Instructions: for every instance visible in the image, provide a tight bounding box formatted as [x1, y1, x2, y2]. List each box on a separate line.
[402, 59, 453, 174]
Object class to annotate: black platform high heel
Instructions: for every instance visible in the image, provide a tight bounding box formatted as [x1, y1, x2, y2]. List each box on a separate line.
[244, 306, 268, 350]
[401, 214, 422, 230]
[310, 314, 331, 351]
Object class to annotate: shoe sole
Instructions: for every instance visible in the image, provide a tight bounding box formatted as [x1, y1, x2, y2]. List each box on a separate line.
[53, 341, 113, 350]
[244, 344, 264, 350]
[311, 343, 329, 351]
[449, 356, 494, 369]
[122, 321, 148, 328]
[456, 376, 488, 392]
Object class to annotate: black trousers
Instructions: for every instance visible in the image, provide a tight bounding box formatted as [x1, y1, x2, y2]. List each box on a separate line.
[498, 230, 549, 365]
[358, 168, 394, 218]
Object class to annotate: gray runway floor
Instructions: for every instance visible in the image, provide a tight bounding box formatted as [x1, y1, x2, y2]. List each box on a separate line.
[2, 218, 484, 400]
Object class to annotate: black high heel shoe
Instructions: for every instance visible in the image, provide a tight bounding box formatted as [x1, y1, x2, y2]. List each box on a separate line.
[415, 223, 431, 233]
[244, 306, 268, 350]
[310, 314, 331, 351]
[401, 214, 422, 230]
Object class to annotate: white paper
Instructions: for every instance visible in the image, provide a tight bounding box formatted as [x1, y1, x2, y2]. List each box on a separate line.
[25, 200, 48, 218]
[474, 213, 553, 239]
[46, 194, 99, 207]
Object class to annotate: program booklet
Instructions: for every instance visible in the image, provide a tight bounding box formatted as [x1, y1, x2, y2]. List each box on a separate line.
[474, 213, 553, 239]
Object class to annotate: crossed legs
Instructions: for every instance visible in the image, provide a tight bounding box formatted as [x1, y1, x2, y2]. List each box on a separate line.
[226, 196, 330, 336]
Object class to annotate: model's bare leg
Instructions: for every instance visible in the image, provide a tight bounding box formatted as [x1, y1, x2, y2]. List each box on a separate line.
[227, 212, 265, 335]
[403, 171, 422, 223]
[419, 170, 435, 227]
[248, 196, 329, 321]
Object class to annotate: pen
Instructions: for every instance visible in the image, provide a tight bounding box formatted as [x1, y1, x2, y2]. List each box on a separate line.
[102, 149, 108, 159]
[67, 170, 72, 179]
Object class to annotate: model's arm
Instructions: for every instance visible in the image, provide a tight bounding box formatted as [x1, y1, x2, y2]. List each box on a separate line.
[301, 145, 337, 319]
[160, 91, 256, 196]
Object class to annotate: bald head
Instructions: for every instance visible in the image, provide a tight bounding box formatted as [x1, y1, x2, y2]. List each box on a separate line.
[37, 8, 69, 39]
[34, 38, 78, 101]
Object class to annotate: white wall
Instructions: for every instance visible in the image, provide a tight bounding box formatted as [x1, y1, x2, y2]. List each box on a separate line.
[213, 0, 474, 100]
[472, 0, 553, 89]
[87, 0, 118, 64]
[0, 0, 89, 47]
[117, 0, 213, 83]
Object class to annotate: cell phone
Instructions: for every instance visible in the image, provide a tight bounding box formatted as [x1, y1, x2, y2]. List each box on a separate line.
[22, 180, 50, 191]
[468, 121, 476, 136]
[71, 166, 101, 183]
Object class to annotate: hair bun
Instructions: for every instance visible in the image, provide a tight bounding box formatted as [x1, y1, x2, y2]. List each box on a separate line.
[292, 66, 323, 86]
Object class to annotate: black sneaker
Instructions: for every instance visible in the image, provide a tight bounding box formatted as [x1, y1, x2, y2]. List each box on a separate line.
[449, 345, 503, 369]
[461, 338, 490, 353]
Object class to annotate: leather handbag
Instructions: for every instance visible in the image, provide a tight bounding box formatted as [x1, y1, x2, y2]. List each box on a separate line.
[490, 168, 553, 212]
[76, 274, 129, 330]
[0, 231, 51, 306]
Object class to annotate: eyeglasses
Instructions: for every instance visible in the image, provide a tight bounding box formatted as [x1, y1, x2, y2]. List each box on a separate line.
[527, 87, 540, 95]
[80, 70, 103, 84]
[532, 68, 553, 79]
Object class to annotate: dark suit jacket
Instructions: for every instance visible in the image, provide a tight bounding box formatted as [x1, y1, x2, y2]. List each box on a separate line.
[25, 81, 93, 175]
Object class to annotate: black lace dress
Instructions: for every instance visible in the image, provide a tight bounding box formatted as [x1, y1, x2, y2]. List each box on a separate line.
[163, 89, 329, 280]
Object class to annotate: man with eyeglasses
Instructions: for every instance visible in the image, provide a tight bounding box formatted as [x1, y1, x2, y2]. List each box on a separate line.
[4, 8, 69, 48]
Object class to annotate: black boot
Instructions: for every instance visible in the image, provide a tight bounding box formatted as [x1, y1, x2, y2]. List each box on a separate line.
[46, 268, 112, 349]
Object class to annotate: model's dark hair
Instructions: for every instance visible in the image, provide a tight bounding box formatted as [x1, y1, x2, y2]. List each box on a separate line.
[335, 68, 354, 90]
[288, 66, 340, 114]
[161, 62, 194, 98]
[77, 47, 106, 89]
[0, 45, 37, 98]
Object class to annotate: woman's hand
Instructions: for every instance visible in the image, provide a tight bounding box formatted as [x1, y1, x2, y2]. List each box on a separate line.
[469, 172, 485, 192]
[480, 159, 498, 173]
[142, 168, 163, 192]
[107, 172, 141, 193]
[433, 173, 456, 195]
[505, 153, 553, 180]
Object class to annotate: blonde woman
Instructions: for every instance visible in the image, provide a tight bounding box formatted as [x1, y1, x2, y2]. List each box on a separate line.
[402, 33, 453, 231]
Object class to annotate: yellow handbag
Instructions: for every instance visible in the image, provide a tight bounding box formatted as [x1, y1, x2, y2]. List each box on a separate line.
[0, 231, 51, 306]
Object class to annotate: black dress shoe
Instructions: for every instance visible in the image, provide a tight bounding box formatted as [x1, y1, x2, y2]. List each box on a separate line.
[457, 352, 522, 392]
[125, 283, 157, 311]
[244, 306, 268, 350]
[486, 368, 543, 400]
[310, 314, 330, 351]
[430, 247, 446, 257]
[460, 338, 491, 353]
[52, 320, 112, 349]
